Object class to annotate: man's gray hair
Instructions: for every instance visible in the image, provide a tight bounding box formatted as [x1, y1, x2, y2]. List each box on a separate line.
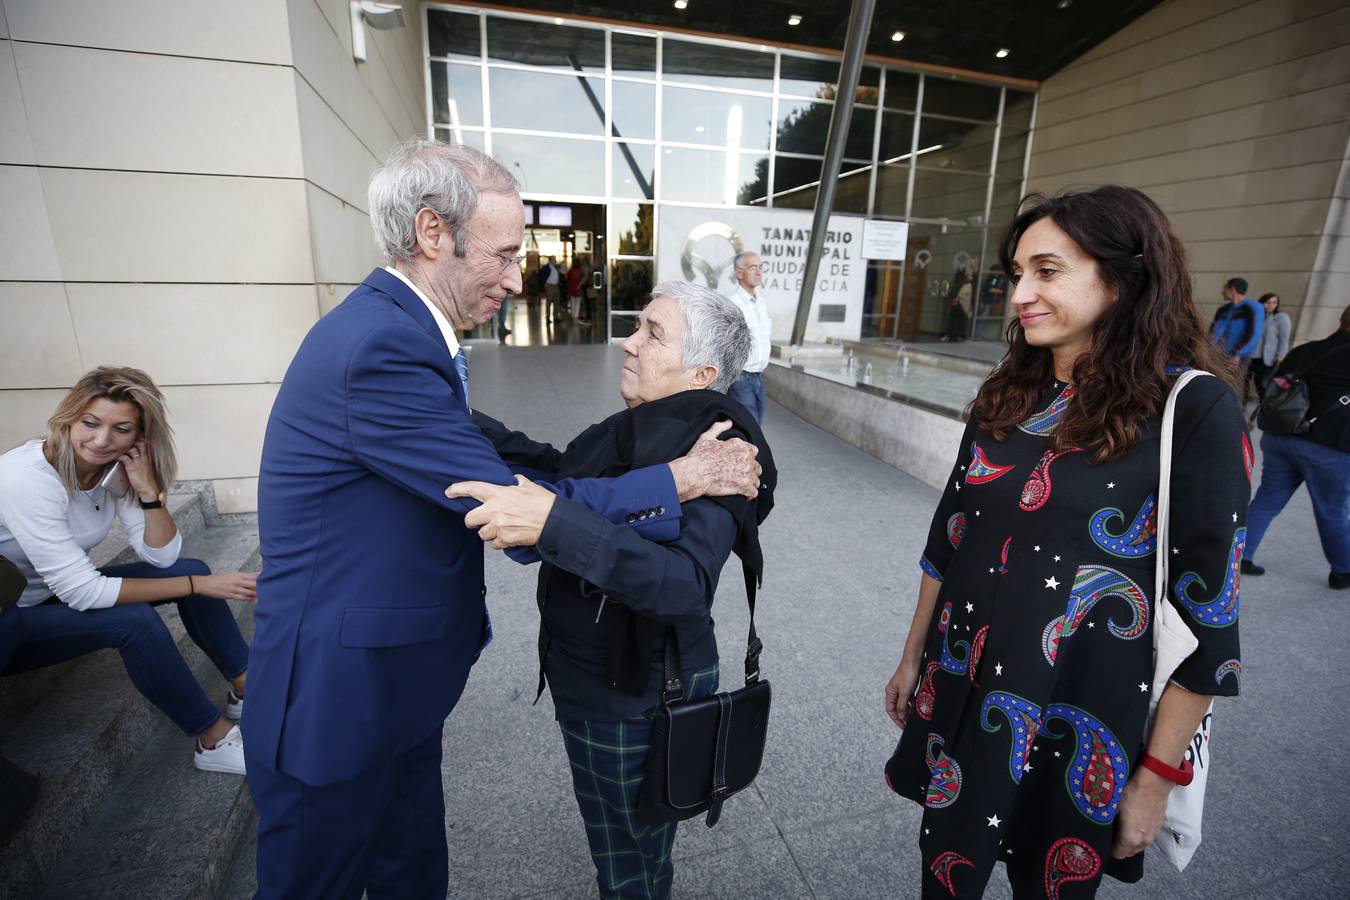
[651, 281, 752, 394]
[733, 250, 760, 271]
[367, 139, 519, 263]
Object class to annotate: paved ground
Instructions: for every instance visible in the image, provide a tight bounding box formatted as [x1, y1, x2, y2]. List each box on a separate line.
[226, 343, 1349, 899]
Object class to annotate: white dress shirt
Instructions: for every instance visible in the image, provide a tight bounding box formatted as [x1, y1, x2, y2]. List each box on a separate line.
[384, 266, 462, 357]
[728, 284, 772, 373]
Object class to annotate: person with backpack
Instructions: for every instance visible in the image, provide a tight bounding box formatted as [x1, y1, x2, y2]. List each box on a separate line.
[1243, 305, 1350, 589]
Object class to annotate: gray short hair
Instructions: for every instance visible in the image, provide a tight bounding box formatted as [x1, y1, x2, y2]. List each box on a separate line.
[367, 139, 519, 263]
[651, 281, 752, 394]
[733, 250, 760, 271]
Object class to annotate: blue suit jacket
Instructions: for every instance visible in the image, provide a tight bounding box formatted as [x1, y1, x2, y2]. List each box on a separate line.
[246, 268, 681, 785]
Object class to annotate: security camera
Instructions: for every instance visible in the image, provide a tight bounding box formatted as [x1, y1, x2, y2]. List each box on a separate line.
[351, 2, 406, 62]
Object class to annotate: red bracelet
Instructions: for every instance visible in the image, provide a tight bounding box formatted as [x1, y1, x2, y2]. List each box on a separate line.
[1140, 752, 1194, 786]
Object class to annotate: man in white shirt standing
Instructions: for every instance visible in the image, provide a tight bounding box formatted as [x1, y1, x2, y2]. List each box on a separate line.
[727, 251, 772, 423]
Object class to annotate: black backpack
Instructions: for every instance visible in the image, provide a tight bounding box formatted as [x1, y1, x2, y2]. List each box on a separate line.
[1257, 343, 1350, 437]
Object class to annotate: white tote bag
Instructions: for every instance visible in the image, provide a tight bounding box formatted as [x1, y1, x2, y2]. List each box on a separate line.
[1144, 369, 1214, 871]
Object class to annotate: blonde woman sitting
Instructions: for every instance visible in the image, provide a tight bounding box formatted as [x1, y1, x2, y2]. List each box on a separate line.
[0, 367, 256, 774]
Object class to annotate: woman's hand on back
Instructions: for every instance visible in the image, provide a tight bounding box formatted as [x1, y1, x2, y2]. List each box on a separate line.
[196, 572, 258, 602]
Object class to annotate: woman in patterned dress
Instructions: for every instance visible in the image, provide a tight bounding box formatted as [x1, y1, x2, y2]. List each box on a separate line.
[883, 186, 1248, 898]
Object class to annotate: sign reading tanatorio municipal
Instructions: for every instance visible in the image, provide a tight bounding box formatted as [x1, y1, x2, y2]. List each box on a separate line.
[656, 206, 865, 343]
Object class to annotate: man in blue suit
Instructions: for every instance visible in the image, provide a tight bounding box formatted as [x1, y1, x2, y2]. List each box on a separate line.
[244, 140, 760, 899]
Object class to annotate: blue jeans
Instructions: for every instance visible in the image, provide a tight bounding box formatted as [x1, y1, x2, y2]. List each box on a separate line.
[728, 371, 766, 424]
[0, 558, 249, 736]
[1246, 433, 1350, 574]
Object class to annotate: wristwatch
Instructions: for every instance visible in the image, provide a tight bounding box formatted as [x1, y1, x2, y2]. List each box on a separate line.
[139, 498, 163, 510]
[1140, 752, 1194, 786]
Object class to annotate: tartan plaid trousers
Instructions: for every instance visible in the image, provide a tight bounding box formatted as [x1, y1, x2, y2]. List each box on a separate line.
[558, 664, 719, 900]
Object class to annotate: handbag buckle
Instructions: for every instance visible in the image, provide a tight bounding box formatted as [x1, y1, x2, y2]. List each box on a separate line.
[745, 637, 763, 683]
[663, 676, 683, 703]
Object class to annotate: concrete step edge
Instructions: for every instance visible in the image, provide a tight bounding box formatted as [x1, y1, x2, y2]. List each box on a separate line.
[0, 525, 258, 900]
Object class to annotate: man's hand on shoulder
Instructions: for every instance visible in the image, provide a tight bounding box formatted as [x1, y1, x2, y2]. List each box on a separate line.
[668, 420, 762, 502]
[446, 475, 556, 549]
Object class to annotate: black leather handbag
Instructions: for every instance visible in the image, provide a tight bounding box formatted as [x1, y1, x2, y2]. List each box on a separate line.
[1257, 343, 1350, 436]
[637, 571, 770, 828]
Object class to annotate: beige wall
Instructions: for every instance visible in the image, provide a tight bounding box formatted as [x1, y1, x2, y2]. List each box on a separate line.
[1026, 0, 1350, 342]
[0, 0, 424, 513]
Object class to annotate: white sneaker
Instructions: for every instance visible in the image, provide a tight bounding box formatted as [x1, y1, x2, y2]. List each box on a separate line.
[225, 689, 243, 721]
[195, 724, 246, 775]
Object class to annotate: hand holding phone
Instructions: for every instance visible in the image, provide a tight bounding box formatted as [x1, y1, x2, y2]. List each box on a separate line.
[119, 439, 161, 501]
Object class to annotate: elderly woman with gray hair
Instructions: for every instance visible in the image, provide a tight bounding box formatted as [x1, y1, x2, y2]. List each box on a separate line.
[450, 281, 777, 900]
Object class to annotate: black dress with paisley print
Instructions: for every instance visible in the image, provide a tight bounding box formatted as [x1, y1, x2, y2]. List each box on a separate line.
[889, 376, 1247, 899]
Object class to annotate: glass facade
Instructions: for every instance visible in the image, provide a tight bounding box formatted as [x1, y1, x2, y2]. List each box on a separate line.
[424, 4, 1035, 341]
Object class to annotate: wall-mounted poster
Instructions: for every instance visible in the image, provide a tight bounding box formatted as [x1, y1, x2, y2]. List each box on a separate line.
[656, 206, 865, 343]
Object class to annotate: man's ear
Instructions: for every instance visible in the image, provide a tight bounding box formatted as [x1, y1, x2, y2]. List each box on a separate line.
[689, 364, 719, 390]
[414, 208, 446, 260]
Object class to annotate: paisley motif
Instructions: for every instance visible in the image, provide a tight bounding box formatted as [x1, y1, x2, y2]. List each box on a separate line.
[998, 536, 1012, 574]
[1044, 837, 1102, 900]
[937, 601, 971, 675]
[1041, 705, 1129, 824]
[1019, 383, 1076, 435]
[924, 734, 964, 809]
[966, 442, 1015, 484]
[1019, 448, 1080, 511]
[1089, 494, 1158, 558]
[981, 691, 1041, 784]
[1215, 658, 1242, 688]
[930, 850, 975, 897]
[1041, 565, 1149, 665]
[968, 626, 988, 686]
[914, 662, 940, 720]
[947, 512, 967, 549]
[1175, 527, 1244, 627]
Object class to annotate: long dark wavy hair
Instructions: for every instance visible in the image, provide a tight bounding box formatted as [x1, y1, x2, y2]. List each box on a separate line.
[970, 186, 1237, 461]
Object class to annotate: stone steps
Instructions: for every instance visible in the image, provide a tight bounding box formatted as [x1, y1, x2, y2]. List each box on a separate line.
[0, 494, 259, 900]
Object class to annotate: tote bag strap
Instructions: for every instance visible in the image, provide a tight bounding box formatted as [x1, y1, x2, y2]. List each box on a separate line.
[1153, 370, 1212, 658]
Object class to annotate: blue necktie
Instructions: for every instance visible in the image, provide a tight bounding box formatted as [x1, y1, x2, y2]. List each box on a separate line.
[453, 351, 469, 407]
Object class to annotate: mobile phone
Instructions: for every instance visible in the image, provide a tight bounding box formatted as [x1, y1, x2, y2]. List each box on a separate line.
[99, 462, 130, 498]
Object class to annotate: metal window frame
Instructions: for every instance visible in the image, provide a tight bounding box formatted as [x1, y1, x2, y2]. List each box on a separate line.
[420, 2, 1040, 345]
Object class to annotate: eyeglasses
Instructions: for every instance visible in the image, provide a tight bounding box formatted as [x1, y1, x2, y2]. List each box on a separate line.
[459, 224, 526, 274]
[740, 265, 763, 272]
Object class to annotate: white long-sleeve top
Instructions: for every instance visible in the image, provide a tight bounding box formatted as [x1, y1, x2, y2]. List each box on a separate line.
[0, 439, 181, 610]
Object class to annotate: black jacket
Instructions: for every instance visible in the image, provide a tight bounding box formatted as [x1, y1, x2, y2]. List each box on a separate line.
[474, 391, 776, 720]
[1275, 330, 1350, 450]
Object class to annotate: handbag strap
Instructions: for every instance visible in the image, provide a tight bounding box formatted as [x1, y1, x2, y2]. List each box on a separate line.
[1154, 369, 1212, 654]
[661, 560, 763, 705]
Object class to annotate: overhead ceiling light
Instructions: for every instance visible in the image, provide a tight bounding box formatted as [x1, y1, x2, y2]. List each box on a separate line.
[788, 14, 802, 26]
[695, 125, 706, 132]
[1057, 0, 1073, 8]
[673, 0, 687, 9]
[995, 48, 1010, 58]
[891, 30, 906, 42]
